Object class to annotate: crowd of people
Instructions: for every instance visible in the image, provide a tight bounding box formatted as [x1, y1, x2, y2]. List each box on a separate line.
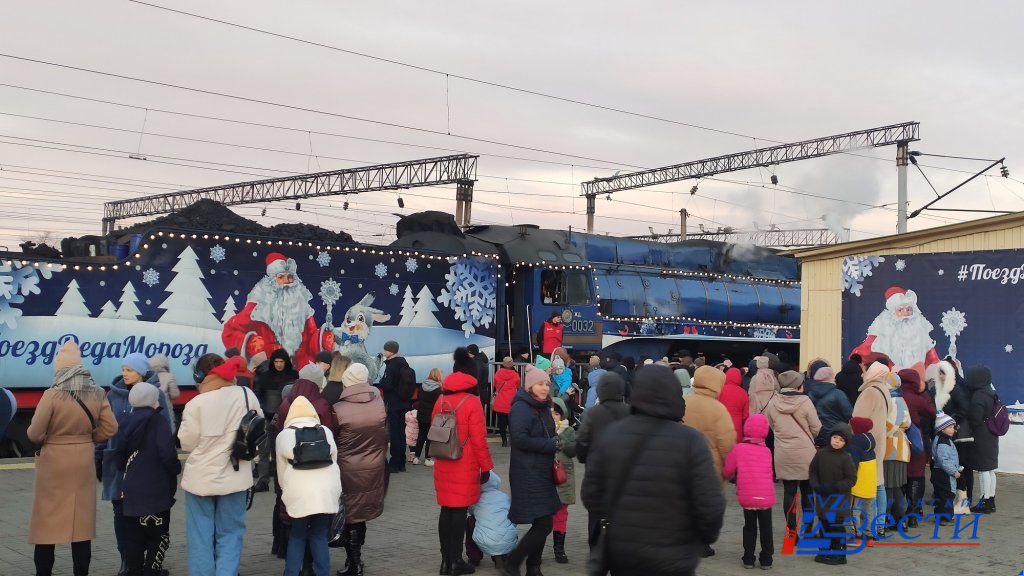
[17, 335, 1007, 576]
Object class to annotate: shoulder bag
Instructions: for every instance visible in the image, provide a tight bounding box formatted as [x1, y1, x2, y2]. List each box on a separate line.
[587, 421, 662, 576]
[540, 410, 568, 485]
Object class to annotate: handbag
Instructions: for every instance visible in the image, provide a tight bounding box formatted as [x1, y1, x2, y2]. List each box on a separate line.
[952, 489, 971, 515]
[552, 459, 568, 486]
[587, 422, 661, 576]
[328, 494, 348, 548]
[907, 422, 924, 456]
[427, 396, 470, 460]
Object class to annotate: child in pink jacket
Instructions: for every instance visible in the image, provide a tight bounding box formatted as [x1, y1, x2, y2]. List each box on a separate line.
[723, 413, 776, 570]
[405, 409, 419, 462]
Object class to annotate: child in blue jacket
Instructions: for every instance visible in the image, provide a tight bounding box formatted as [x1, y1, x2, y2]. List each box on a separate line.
[114, 382, 181, 576]
[468, 472, 517, 569]
[931, 412, 962, 524]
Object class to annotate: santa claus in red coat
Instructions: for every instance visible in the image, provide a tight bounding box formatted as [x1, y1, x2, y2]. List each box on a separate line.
[222, 252, 332, 368]
[851, 286, 939, 378]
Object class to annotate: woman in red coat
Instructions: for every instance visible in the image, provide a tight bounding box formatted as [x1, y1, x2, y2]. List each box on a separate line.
[433, 349, 494, 576]
[540, 312, 564, 356]
[897, 369, 936, 527]
[492, 357, 521, 447]
[718, 367, 750, 444]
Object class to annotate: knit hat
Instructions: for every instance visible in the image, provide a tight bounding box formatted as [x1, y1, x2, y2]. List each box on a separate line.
[533, 356, 551, 371]
[935, 411, 956, 433]
[224, 347, 241, 358]
[209, 355, 246, 381]
[777, 370, 803, 390]
[315, 351, 334, 365]
[551, 396, 567, 417]
[128, 381, 160, 409]
[54, 341, 82, 371]
[813, 366, 836, 382]
[850, 416, 873, 435]
[467, 344, 480, 355]
[298, 363, 325, 383]
[342, 363, 369, 388]
[522, 364, 550, 392]
[383, 340, 400, 354]
[121, 353, 150, 378]
[830, 422, 853, 444]
[285, 395, 318, 426]
[501, 356, 514, 368]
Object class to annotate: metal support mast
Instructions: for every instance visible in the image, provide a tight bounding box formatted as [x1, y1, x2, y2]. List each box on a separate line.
[581, 122, 920, 233]
[102, 154, 478, 234]
[896, 141, 909, 233]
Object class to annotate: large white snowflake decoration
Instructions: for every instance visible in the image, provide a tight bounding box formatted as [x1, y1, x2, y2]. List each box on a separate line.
[894, 259, 906, 271]
[405, 258, 419, 273]
[374, 263, 388, 279]
[940, 308, 968, 339]
[437, 259, 497, 336]
[841, 255, 885, 296]
[0, 261, 59, 328]
[319, 279, 342, 308]
[210, 245, 227, 263]
[389, 283, 400, 296]
[142, 268, 160, 287]
[317, 251, 331, 267]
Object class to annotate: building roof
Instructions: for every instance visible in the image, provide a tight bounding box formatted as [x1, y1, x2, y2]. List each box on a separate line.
[790, 212, 1024, 262]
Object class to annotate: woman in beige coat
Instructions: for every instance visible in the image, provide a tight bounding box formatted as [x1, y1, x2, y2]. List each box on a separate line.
[27, 341, 117, 576]
[764, 370, 821, 539]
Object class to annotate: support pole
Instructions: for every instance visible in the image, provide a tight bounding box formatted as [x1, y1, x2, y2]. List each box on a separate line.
[456, 180, 474, 227]
[679, 208, 688, 241]
[897, 141, 909, 234]
[585, 194, 596, 233]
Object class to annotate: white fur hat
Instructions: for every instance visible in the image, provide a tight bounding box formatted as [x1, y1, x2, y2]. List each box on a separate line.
[265, 252, 297, 277]
[885, 286, 917, 311]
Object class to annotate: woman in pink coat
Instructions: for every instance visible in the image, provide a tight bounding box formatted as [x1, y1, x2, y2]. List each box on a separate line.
[723, 414, 776, 569]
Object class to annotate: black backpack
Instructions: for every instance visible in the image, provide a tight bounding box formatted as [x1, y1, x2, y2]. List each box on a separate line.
[231, 387, 267, 471]
[288, 425, 333, 469]
[397, 365, 418, 401]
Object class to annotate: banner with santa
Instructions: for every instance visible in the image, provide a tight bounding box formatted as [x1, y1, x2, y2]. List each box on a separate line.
[0, 230, 498, 393]
[841, 250, 1024, 472]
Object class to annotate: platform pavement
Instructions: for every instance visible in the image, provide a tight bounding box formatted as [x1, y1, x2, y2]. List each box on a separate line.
[1, 441, 1022, 576]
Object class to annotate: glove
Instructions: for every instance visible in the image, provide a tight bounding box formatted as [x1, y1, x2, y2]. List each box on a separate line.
[479, 470, 490, 484]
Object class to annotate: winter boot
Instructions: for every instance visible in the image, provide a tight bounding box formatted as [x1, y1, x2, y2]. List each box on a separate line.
[986, 496, 996, 513]
[450, 558, 476, 576]
[969, 498, 989, 514]
[340, 527, 363, 576]
[552, 531, 568, 564]
[117, 558, 129, 576]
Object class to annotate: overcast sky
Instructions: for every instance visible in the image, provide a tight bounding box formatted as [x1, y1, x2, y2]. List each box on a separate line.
[2, 0, 1023, 247]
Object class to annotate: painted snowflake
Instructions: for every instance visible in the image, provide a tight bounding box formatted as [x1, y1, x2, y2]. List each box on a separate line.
[0, 261, 58, 329]
[938, 269, 945, 276]
[374, 263, 388, 279]
[1006, 344, 1014, 353]
[405, 258, 419, 273]
[210, 245, 226, 263]
[841, 255, 885, 297]
[319, 279, 342, 307]
[894, 259, 906, 271]
[317, 251, 331, 267]
[940, 308, 968, 338]
[142, 268, 160, 287]
[389, 283, 400, 296]
[437, 258, 497, 336]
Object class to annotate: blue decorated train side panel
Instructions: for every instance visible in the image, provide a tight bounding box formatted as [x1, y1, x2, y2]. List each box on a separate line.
[0, 230, 498, 396]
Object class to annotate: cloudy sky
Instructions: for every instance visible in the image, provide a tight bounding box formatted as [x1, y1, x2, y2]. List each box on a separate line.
[2, 0, 1022, 247]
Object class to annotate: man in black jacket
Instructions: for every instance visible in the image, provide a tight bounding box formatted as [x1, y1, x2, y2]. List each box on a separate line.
[582, 365, 725, 576]
[467, 344, 491, 406]
[378, 340, 411, 473]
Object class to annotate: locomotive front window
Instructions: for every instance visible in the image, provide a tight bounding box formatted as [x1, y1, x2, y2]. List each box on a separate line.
[565, 272, 591, 305]
[540, 270, 590, 305]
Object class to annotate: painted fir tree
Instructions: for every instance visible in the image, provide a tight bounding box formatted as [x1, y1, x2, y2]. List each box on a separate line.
[156, 246, 220, 329]
[114, 281, 141, 320]
[55, 279, 92, 317]
[221, 294, 238, 324]
[98, 300, 117, 318]
[398, 285, 416, 326]
[409, 285, 442, 327]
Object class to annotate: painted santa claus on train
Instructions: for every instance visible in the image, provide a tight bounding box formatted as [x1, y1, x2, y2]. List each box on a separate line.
[222, 252, 333, 368]
[851, 286, 940, 378]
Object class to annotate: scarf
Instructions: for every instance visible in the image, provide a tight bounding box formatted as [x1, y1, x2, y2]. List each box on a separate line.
[421, 378, 442, 392]
[52, 365, 106, 402]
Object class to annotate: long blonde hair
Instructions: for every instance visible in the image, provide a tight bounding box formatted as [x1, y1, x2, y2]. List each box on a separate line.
[328, 352, 352, 382]
[427, 367, 443, 383]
